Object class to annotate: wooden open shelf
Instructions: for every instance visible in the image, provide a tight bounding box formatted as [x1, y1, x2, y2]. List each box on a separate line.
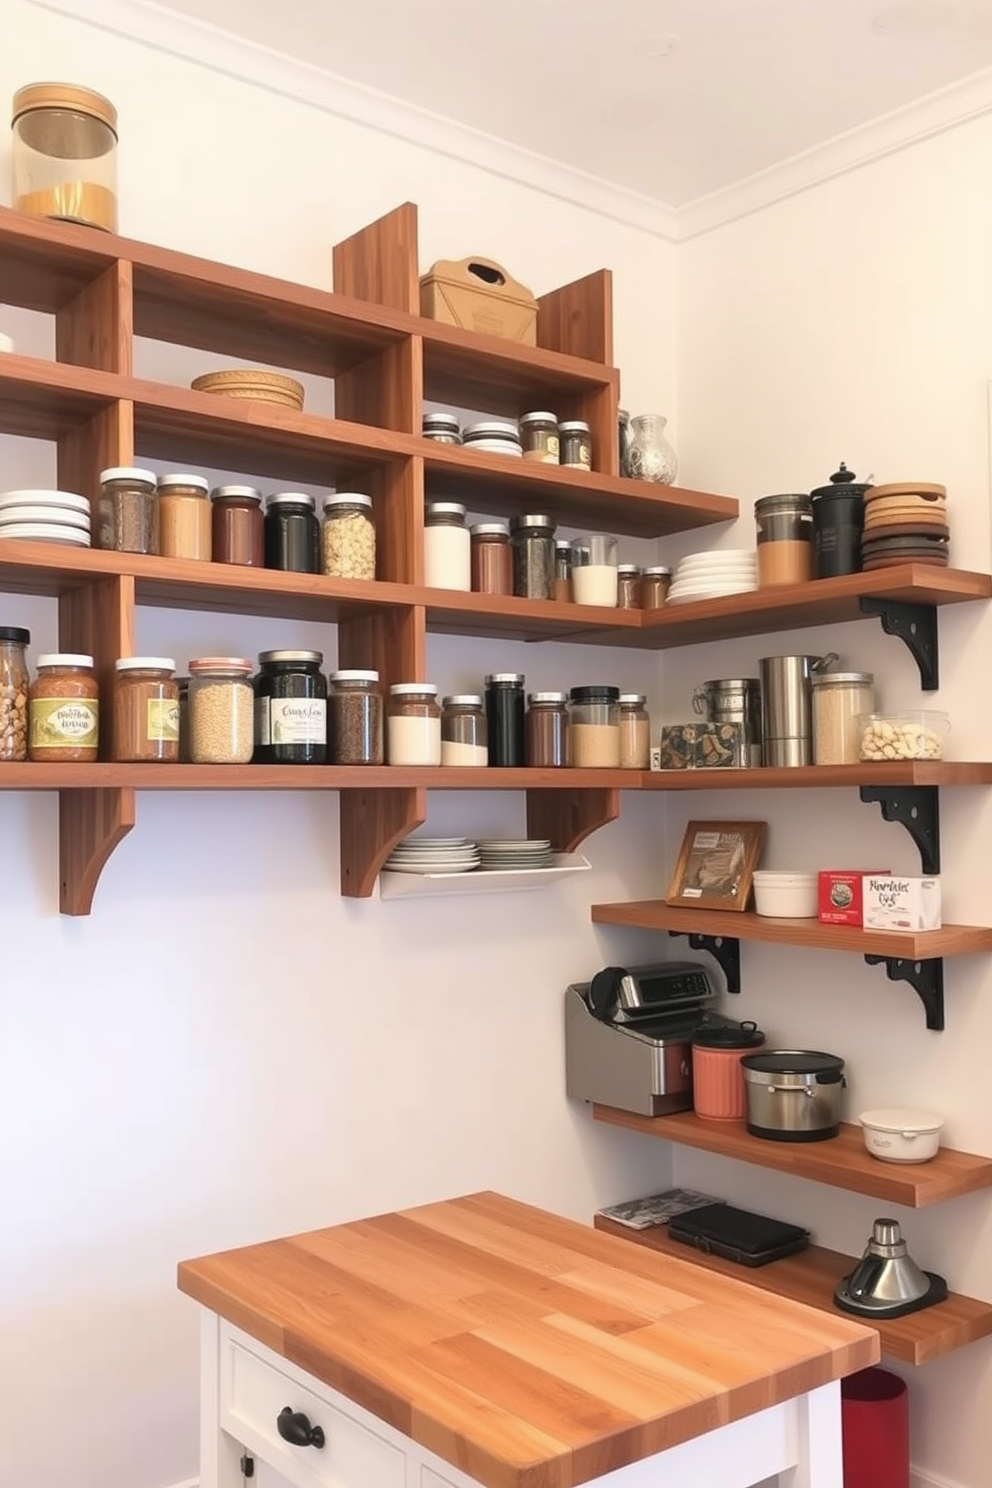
[641, 762, 992, 789]
[593, 1215, 992, 1366]
[591, 1106, 992, 1207]
[0, 763, 642, 791]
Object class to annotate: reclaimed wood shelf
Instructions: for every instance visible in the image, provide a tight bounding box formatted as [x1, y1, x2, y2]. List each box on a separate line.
[591, 1106, 992, 1207]
[593, 1214, 992, 1366]
[0, 763, 643, 790]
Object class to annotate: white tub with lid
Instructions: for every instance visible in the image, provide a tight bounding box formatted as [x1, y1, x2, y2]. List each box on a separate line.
[752, 870, 817, 918]
[859, 1107, 944, 1163]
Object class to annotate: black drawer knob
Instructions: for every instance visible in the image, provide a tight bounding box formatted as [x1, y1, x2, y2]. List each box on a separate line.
[277, 1406, 325, 1449]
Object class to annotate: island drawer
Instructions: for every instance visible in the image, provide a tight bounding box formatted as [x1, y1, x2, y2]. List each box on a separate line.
[221, 1335, 405, 1488]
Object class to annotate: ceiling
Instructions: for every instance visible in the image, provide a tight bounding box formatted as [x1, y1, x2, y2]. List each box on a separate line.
[152, 0, 992, 205]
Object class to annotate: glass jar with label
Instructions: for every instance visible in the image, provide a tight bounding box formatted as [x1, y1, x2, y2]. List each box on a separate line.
[509, 514, 556, 599]
[618, 693, 651, 769]
[158, 474, 211, 561]
[526, 692, 569, 768]
[387, 684, 441, 765]
[424, 502, 471, 591]
[28, 653, 99, 762]
[12, 83, 118, 231]
[441, 695, 488, 766]
[485, 673, 525, 767]
[188, 658, 254, 764]
[642, 565, 672, 608]
[554, 541, 573, 602]
[322, 494, 376, 580]
[559, 420, 593, 471]
[519, 412, 560, 464]
[422, 412, 461, 444]
[0, 626, 30, 762]
[211, 485, 264, 567]
[617, 565, 643, 609]
[470, 522, 512, 595]
[253, 651, 326, 765]
[812, 671, 876, 765]
[328, 670, 383, 765]
[98, 467, 158, 554]
[112, 657, 178, 762]
[568, 685, 620, 768]
[755, 494, 814, 588]
[264, 492, 320, 573]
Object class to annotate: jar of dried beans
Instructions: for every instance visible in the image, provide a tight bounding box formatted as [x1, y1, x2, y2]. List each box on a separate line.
[188, 657, 254, 764]
[28, 653, 99, 762]
[322, 494, 376, 580]
[328, 670, 383, 765]
[0, 625, 30, 762]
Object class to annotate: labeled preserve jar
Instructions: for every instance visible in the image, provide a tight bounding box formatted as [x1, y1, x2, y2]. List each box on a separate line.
[387, 684, 441, 765]
[510, 514, 556, 600]
[486, 673, 525, 767]
[559, 420, 592, 470]
[811, 671, 875, 766]
[254, 651, 326, 765]
[328, 670, 383, 765]
[755, 494, 813, 588]
[188, 658, 254, 764]
[98, 467, 158, 554]
[28, 653, 99, 761]
[519, 412, 560, 464]
[568, 685, 620, 768]
[470, 522, 512, 595]
[322, 494, 376, 580]
[526, 692, 568, 768]
[211, 485, 263, 567]
[264, 492, 320, 573]
[0, 625, 30, 762]
[618, 693, 651, 768]
[441, 695, 488, 766]
[158, 474, 212, 562]
[12, 83, 118, 231]
[112, 657, 178, 762]
[424, 502, 471, 591]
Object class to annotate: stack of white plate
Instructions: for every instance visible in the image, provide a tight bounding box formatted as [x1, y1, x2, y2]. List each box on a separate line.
[666, 550, 757, 605]
[477, 839, 555, 871]
[383, 837, 481, 875]
[0, 489, 92, 547]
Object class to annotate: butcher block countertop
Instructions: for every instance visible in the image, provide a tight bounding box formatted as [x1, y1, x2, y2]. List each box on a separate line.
[178, 1190, 878, 1488]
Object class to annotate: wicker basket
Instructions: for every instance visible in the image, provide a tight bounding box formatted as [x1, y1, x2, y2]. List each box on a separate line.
[191, 369, 305, 411]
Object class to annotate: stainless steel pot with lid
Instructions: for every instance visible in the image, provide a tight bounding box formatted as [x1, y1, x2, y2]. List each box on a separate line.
[741, 1049, 845, 1142]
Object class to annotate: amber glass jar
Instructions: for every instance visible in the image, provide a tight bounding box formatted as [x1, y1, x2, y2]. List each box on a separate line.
[12, 83, 118, 231]
[113, 658, 179, 762]
[642, 565, 672, 608]
[0, 626, 30, 762]
[211, 485, 263, 567]
[28, 653, 99, 761]
[158, 474, 212, 561]
[470, 522, 512, 595]
[617, 565, 643, 609]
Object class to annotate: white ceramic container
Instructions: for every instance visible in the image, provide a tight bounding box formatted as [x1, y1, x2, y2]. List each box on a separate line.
[859, 1108, 944, 1163]
[752, 870, 818, 917]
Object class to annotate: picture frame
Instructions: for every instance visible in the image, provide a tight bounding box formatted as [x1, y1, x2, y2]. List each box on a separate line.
[666, 820, 766, 912]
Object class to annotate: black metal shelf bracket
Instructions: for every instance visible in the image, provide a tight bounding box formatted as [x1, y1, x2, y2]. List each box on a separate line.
[859, 784, 940, 873]
[668, 930, 741, 995]
[859, 597, 939, 691]
[863, 954, 945, 1031]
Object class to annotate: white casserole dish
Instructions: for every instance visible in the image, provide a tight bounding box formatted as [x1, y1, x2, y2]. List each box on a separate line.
[859, 1107, 944, 1163]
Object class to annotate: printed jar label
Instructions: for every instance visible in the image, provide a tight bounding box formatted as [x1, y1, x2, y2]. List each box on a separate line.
[30, 698, 99, 749]
[270, 697, 326, 745]
[147, 697, 179, 743]
[254, 696, 270, 746]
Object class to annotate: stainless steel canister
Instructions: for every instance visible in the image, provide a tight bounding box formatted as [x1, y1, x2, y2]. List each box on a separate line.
[758, 654, 838, 767]
[692, 677, 762, 766]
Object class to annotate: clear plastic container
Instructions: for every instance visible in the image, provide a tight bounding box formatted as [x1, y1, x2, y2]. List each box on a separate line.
[441, 695, 488, 766]
[568, 685, 620, 767]
[328, 670, 383, 765]
[188, 658, 254, 763]
[98, 467, 158, 554]
[12, 83, 118, 231]
[322, 494, 376, 580]
[112, 657, 178, 762]
[387, 684, 441, 765]
[424, 503, 470, 590]
[812, 671, 875, 765]
[0, 625, 30, 761]
[158, 474, 211, 562]
[859, 711, 949, 762]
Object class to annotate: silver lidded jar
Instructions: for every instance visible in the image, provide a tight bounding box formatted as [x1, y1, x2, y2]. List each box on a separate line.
[741, 1050, 846, 1142]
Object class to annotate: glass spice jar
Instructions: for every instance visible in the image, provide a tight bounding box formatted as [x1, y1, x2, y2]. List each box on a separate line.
[525, 692, 569, 768]
[519, 411, 560, 464]
[253, 651, 327, 765]
[422, 412, 461, 444]
[424, 502, 471, 591]
[28, 653, 99, 762]
[0, 625, 30, 762]
[568, 685, 621, 768]
[441, 695, 488, 766]
[112, 657, 178, 762]
[98, 467, 158, 554]
[755, 493, 814, 588]
[12, 83, 118, 232]
[485, 673, 525, 767]
[322, 494, 376, 580]
[509, 514, 556, 600]
[264, 492, 320, 573]
[470, 522, 512, 595]
[157, 473, 212, 562]
[387, 683, 441, 765]
[211, 485, 264, 567]
[642, 565, 672, 608]
[188, 657, 254, 764]
[617, 564, 643, 609]
[618, 693, 651, 769]
[559, 420, 593, 471]
[328, 670, 383, 765]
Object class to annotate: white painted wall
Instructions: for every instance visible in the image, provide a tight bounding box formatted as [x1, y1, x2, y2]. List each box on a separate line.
[0, 6, 680, 1488]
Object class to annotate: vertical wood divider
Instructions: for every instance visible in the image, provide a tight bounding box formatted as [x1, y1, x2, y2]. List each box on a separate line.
[537, 270, 618, 477]
[332, 202, 419, 313]
[335, 334, 421, 433]
[527, 788, 620, 855]
[56, 259, 133, 373]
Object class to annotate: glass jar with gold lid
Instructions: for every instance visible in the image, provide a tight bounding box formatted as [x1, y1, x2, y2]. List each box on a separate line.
[12, 83, 118, 232]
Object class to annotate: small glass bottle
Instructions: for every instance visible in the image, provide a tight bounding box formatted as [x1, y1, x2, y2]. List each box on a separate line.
[12, 83, 118, 232]
[526, 692, 569, 768]
[98, 467, 158, 554]
[322, 494, 376, 580]
[188, 658, 254, 764]
[387, 684, 441, 765]
[424, 503, 471, 590]
[485, 673, 525, 767]
[470, 522, 512, 595]
[28, 653, 99, 762]
[559, 420, 593, 471]
[328, 670, 383, 765]
[812, 671, 876, 766]
[519, 412, 560, 464]
[554, 541, 573, 602]
[755, 494, 814, 588]
[509, 514, 556, 600]
[112, 657, 178, 763]
[617, 564, 643, 610]
[264, 492, 320, 573]
[568, 685, 621, 768]
[0, 625, 30, 762]
[158, 474, 212, 562]
[253, 651, 326, 765]
[642, 565, 672, 608]
[441, 695, 488, 766]
[211, 485, 264, 567]
[618, 693, 651, 769]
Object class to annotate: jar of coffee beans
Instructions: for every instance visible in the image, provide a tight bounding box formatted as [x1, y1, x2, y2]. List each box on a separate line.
[0, 625, 30, 761]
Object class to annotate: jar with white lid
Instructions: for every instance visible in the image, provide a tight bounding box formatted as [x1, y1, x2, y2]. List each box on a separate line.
[98, 467, 158, 554]
[812, 671, 875, 765]
[253, 651, 326, 765]
[328, 670, 383, 764]
[618, 693, 650, 769]
[424, 502, 470, 591]
[470, 522, 512, 594]
[617, 564, 643, 610]
[113, 657, 178, 762]
[462, 421, 522, 458]
[322, 494, 376, 580]
[12, 83, 118, 231]
[188, 658, 254, 764]
[158, 473, 211, 561]
[441, 695, 488, 766]
[387, 683, 441, 765]
[519, 412, 560, 464]
[559, 420, 593, 471]
[526, 692, 569, 768]
[28, 653, 99, 762]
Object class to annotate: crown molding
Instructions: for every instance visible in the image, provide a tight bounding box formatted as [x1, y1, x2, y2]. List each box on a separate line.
[27, 0, 680, 242]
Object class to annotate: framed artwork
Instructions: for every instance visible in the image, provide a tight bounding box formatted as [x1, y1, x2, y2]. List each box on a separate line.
[666, 820, 766, 912]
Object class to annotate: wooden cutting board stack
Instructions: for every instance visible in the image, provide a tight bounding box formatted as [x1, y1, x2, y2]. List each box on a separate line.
[862, 481, 949, 570]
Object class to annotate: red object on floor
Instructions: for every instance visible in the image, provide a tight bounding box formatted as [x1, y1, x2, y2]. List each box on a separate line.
[841, 1366, 910, 1488]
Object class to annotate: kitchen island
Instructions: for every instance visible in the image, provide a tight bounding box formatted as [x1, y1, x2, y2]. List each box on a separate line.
[178, 1191, 878, 1488]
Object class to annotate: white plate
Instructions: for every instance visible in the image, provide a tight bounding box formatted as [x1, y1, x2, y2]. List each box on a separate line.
[477, 840, 551, 850]
[379, 853, 592, 898]
[666, 585, 756, 605]
[384, 861, 480, 875]
[398, 837, 472, 847]
[0, 489, 89, 514]
[0, 523, 90, 546]
[669, 582, 757, 597]
[0, 506, 91, 530]
[678, 550, 755, 567]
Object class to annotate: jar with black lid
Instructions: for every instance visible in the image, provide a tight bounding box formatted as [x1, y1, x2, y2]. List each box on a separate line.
[253, 650, 327, 764]
[485, 673, 525, 767]
[568, 685, 621, 768]
[526, 692, 568, 768]
[509, 514, 556, 600]
[811, 463, 869, 578]
[0, 625, 30, 761]
[264, 492, 320, 573]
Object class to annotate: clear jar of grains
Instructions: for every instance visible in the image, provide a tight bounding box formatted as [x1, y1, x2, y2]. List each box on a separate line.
[0, 625, 30, 762]
[811, 671, 875, 765]
[441, 695, 488, 766]
[158, 473, 212, 561]
[387, 683, 441, 765]
[328, 670, 383, 765]
[322, 494, 376, 580]
[618, 693, 651, 769]
[112, 657, 179, 762]
[188, 657, 254, 764]
[98, 466, 158, 554]
[28, 653, 99, 762]
[568, 685, 620, 768]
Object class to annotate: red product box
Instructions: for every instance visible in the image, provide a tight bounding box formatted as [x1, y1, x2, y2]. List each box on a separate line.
[818, 870, 891, 926]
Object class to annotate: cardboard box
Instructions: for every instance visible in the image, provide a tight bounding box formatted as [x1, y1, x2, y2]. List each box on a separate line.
[862, 874, 942, 932]
[818, 869, 890, 926]
[420, 257, 537, 344]
[657, 722, 746, 770]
